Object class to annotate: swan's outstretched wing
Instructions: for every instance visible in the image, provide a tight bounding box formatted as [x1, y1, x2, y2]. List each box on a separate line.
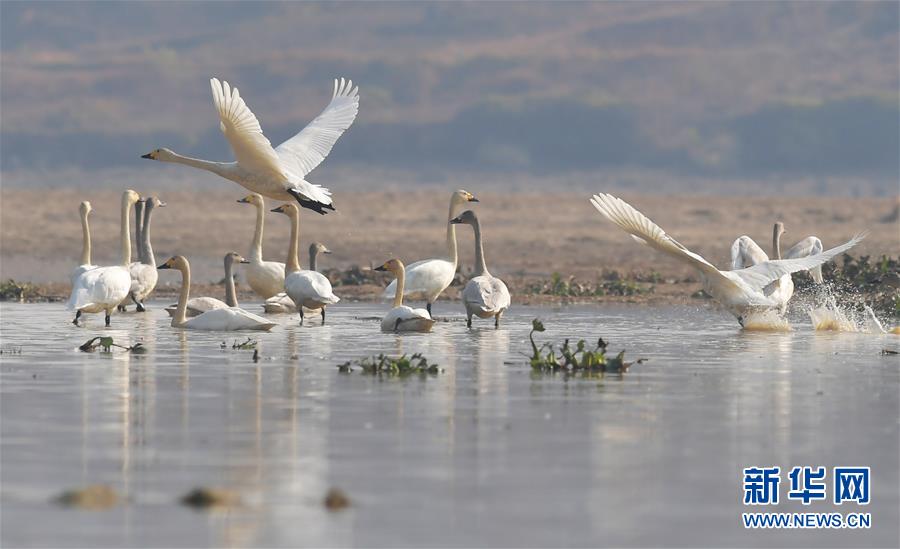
[731, 236, 769, 269]
[732, 233, 865, 290]
[590, 193, 721, 277]
[275, 78, 359, 179]
[210, 78, 282, 175]
[784, 236, 825, 283]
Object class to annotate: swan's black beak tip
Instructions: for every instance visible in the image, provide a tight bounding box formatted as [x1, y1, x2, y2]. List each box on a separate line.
[469, 197, 479, 203]
[374, 266, 386, 272]
[239, 259, 251, 264]
[157, 264, 170, 271]
[141, 153, 153, 159]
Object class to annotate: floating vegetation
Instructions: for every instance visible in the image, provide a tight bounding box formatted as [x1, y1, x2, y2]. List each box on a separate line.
[0, 279, 40, 302]
[223, 338, 258, 350]
[180, 487, 240, 509]
[526, 271, 653, 298]
[54, 485, 118, 510]
[527, 319, 643, 377]
[79, 337, 145, 353]
[0, 345, 23, 355]
[324, 487, 351, 511]
[882, 349, 898, 356]
[338, 353, 442, 377]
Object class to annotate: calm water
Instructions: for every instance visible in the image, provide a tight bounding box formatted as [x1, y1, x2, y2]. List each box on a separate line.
[0, 302, 897, 548]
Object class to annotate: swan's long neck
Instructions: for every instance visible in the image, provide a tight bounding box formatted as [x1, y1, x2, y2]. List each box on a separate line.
[173, 262, 191, 327]
[164, 151, 230, 178]
[134, 201, 144, 264]
[471, 218, 489, 277]
[445, 198, 460, 266]
[224, 256, 238, 308]
[250, 201, 264, 262]
[309, 246, 318, 272]
[79, 210, 91, 266]
[285, 208, 301, 273]
[141, 202, 156, 267]
[773, 226, 783, 260]
[119, 195, 132, 266]
[392, 266, 405, 308]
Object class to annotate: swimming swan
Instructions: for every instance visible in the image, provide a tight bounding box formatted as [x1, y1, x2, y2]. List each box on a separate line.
[158, 256, 276, 331]
[141, 78, 359, 215]
[165, 252, 247, 317]
[382, 190, 479, 315]
[67, 190, 141, 326]
[731, 222, 825, 314]
[375, 258, 435, 333]
[237, 193, 287, 299]
[123, 196, 165, 312]
[70, 201, 96, 282]
[271, 204, 340, 324]
[450, 210, 511, 328]
[590, 193, 867, 326]
[263, 243, 333, 314]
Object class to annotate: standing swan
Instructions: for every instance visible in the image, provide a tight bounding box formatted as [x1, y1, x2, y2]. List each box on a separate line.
[123, 196, 165, 312]
[141, 78, 360, 215]
[237, 193, 286, 299]
[375, 259, 435, 333]
[271, 203, 340, 324]
[133, 199, 145, 264]
[67, 190, 141, 326]
[158, 256, 276, 331]
[450, 210, 511, 328]
[70, 201, 96, 282]
[382, 190, 479, 315]
[590, 193, 866, 326]
[165, 252, 248, 318]
[263, 243, 333, 314]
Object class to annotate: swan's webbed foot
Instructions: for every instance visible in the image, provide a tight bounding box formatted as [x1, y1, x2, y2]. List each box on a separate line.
[105, 312, 111, 327]
[737, 316, 745, 328]
[287, 188, 334, 215]
[136, 302, 146, 313]
[426, 302, 432, 316]
[72, 310, 82, 325]
[117, 304, 126, 313]
[494, 314, 501, 328]
[298, 309, 304, 326]
[466, 316, 472, 329]
[320, 308, 326, 324]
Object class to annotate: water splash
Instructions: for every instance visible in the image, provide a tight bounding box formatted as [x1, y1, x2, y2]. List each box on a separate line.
[741, 309, 791, 332]
[806, 294, 895, 334]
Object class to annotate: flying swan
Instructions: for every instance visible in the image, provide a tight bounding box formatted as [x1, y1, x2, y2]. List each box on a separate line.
[382, 190, 479, 315]
[142, 78, 360, 215]
[590, 193, 866, 326]
[450, 210, 511, 328]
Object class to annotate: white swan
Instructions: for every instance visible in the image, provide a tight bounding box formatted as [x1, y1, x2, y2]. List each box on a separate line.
[590, 193, 867, 326]
[271, 203, 340, 324]
[67, 190, 140, 326]
[236, 193, 287, 299]
[375, 258, 435, 333]
[263, 243, 333, 314]
[158, 255, 276, 331]
[70, 201, 96, 282]
[165, 252, 247, 318]
[731, 222, 825, 314]
[382, 190, 479, 315]
[122, 196, 165, 312]
[141, 78, 359, 215]
[450, 210, 511, 328]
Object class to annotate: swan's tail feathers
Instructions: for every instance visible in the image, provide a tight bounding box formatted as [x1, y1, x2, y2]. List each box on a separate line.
[66, 288, 94, 311]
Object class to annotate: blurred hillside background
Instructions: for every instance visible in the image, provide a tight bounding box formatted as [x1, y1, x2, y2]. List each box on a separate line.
[2, 1, 898, 197]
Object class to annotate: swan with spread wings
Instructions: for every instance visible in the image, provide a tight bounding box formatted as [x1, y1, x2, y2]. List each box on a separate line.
[142, 78, 359, 214]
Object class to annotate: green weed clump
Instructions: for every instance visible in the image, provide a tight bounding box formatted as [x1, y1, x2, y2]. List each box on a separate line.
[0, 279, 39, 302]
[526, 272, 652, 297]
[79, 337, 145, 353]
[338, 353, 441, 377]
[527, 319, 643, 378]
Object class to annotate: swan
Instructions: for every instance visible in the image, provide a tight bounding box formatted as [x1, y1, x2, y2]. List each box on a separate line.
[263, 243, 333, 314]
[731, 222, 825, 314]
[450, 210, 511, 328]
[67, 190, 141, 326]
[70, 201, 96, 282]
[165, 252, 247, 318]
[122, 196, 165, 312]
[589, 193, 867, 326]
[133, 199, 145, 264]
[141, 78, 359, 215]
[271, 203, 340, 324]
[375, 258, 435, 333]
[158, 255, 276, 331]
[237, 193, 287, 299]
[382, 190, 479, 315]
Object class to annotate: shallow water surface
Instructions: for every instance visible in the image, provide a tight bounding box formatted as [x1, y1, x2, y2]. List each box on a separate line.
[1, 302, 897, 548]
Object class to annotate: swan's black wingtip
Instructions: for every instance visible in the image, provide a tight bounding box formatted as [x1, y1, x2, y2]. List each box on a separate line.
[288, 189, 335, 215]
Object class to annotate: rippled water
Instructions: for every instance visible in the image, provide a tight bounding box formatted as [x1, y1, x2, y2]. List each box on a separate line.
[1, 302, 897, 548]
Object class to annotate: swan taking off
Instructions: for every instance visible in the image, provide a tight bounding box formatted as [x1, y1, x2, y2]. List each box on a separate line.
[382, 190, 479, 315]
[450, 210, 511, 328]
[68, 190, 141, 326]
[375, 259, 435, 333]
[731, 222, 825, 314]
[271, 203, 340, 324]
[158, 256, 276, 331]
[142, 78, 359, 215]
[164, 252, 248, 318]
[590, 193, 867, 326]
[237, 193, 286, 299]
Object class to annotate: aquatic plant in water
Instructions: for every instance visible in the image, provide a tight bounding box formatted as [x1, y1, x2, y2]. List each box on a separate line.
[528, 319, 642, 377]
[338, 353, 441, 377]
[79, 337, 145, 353]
